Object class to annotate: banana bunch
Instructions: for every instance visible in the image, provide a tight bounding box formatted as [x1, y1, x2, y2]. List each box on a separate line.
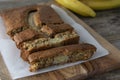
[55, 0, 120, 17]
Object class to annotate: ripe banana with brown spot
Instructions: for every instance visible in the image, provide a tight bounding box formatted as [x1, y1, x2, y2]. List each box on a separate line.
[55, 0, 96, 17]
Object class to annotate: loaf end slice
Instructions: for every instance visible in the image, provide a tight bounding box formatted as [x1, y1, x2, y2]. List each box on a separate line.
[28, 43, 96, 72]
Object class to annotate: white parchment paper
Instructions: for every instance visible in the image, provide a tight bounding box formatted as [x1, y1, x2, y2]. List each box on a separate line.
[0, 4, 109, 80]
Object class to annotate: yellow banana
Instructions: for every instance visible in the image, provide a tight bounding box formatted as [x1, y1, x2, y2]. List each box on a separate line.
[80, 0, 120, 10]
[55, 0, 96, 17]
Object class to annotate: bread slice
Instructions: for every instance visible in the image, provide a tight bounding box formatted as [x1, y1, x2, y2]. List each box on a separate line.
[20, 30, 79, 61]
[41, 23, 73, 37]
[28, 43, 96, 72]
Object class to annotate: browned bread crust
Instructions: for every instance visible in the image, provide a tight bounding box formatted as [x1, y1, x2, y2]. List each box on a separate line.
[28, 43, 96, 72]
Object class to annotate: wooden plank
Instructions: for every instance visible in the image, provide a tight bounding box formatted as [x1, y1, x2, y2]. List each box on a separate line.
[0, 1, 120, 80]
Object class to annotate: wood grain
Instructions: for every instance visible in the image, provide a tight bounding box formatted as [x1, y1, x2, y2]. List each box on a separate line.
[0, 1, 120, 80]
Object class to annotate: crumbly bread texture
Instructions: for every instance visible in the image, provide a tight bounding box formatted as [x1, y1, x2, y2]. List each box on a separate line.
[21, 30, 79, 61]
[28, 43, 96, 72]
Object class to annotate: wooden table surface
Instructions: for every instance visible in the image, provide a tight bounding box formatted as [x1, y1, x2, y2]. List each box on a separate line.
[0, 0, 120, 80]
